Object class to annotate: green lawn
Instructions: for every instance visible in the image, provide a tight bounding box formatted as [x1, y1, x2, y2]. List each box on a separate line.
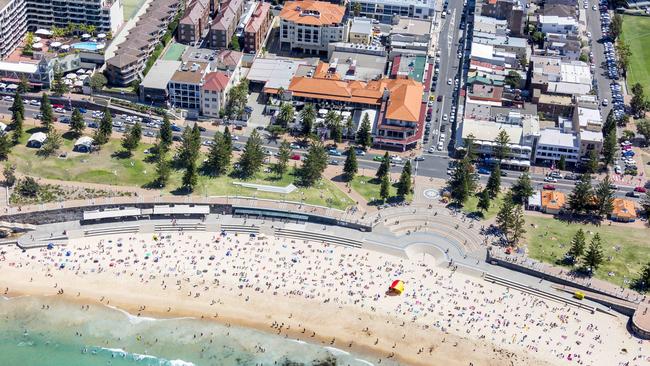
[621, 15, 650, 91]
[162, 43, 186, 61]
[525, 215, 650, 288]
[8, 133, 354, 210]
[350, 175, 410, 204]
[123, 0, 147, 20]
[462, 193, 503, 220]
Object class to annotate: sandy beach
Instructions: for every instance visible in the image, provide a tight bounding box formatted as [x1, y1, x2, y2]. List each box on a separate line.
[0, 231, 647, 365]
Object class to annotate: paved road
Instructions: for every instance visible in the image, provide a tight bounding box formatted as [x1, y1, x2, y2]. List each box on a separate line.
[0, 97, 642, 200]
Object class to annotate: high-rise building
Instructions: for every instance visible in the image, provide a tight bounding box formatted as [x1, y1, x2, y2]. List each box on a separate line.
[0, 0, 28, 59]
[0, 0, 123, 60]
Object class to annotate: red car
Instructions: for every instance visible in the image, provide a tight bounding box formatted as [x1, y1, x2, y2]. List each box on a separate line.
[52, 104, 65, 109]
[634, 186, 647, 193]
[543, 184, 556, 190]
[290, 154, 301, 160]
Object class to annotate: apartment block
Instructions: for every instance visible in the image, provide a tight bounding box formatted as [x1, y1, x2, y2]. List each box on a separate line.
[353, 0, 434, 24]
[243, 1, 271, 53]
[280, 1, 347, 55]
[105, 0, 179, 86]
[477, 0, 524, 36]
[0, 0, 27, 59]
[26, 0, 124, 34]
[208, 0, 244, 49]
[177, 0, 211, 45]
[168, 61, 211, 116]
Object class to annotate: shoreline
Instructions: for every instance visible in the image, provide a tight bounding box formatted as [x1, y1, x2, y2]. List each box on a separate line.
[0, 231, 643, 365]
[1, 274, 538, 366]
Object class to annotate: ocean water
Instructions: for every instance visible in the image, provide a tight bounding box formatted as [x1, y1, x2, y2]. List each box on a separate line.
[0, 296, 391, 366]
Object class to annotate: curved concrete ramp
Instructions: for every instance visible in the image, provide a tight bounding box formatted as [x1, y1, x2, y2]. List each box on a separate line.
[404, 243, 447, 264]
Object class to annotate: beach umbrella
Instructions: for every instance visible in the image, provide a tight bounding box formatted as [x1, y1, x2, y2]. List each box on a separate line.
[59, 263, 65, 269]
[389, 280, 404, 295]
[249, 233, 256, 238]
[226, 250, 231, 256]
[65, 251, 71, 256]
[47, 243, 54, 250]
[209, 255, 215, 260]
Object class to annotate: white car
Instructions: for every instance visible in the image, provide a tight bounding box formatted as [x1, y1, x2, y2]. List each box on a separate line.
[592, 5, 597, 10]
[447, 78, 452, 85]
[29, 100, 40, 106]
[544, 176, 558, 183]
[428, 147, 435, 153]
[54, 107, 65, 113]
[390, 156, 404, 164]
[437, 141, 444, 151]
[442, 114, 448, 121]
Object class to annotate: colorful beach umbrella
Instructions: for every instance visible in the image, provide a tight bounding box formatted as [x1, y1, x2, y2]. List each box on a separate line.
[389, 280, 405, 295]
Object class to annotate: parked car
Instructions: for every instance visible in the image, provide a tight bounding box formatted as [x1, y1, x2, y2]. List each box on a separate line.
[171, 124, 182, 132]
[414, 156, 425, 161]
[544, 176, 558, 183]
[373, 155, 384, 162]
[78, 108, 87, 113]
[634, 186, 647, 193]
[329, 159, 340, 165]
[59, 116, 70, 124]
[626, 191, 641, 198]
[290, 154, 301, 160]
[478, 167, 490, 175]
[328, 149, 342, 156]
[543, 184, 556, 190]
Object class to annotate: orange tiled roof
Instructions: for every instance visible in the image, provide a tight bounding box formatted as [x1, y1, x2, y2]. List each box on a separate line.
[612, 198, 636, 220]
[288, 63, 423, 122]
[541, 190, 566, 211]
[279, 1, 345, 26]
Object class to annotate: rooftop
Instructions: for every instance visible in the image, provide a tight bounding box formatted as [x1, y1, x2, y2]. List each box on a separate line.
[542, 190, 566, 211]
[245, 2, 271, 33]
[612, 198, 637, 220]
[170, 61, 209, 84]
[141, 60, 182, 90]
[538, 128, 579, 148]
[390, 17, 432, 36]
[203, 71, 231, 92]
[288, 63, 423, 122]
[329, 51, 387, 81]
[250, 57, 317, 90]
[280, 1, 345, 26]
[350, 17, 373, 34]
